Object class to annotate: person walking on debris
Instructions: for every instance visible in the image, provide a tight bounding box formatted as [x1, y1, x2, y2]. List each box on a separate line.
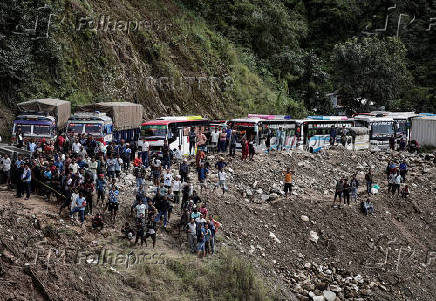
[283, 167, 293, 198]
[365, 169, 372, 195]
[229, 130, 237, 157]
[145, 219, 157, 248]
[151, 155, 162, 186]
[334, 178, 344, 205]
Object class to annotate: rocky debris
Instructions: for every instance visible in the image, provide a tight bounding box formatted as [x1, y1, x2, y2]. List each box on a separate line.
[269, 232, 281, 244]
[301, 215, 310, 222]
[290, 262, 379, 301]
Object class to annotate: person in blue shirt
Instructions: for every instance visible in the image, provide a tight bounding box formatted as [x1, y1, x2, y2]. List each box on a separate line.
[43, 166, 52, 201]
[399, 161, 408, 182]
[70, 192, 86, 225]
[54, 158, 63, 173]
[28, 139, 37, 155]
[96, 174, 107, 206]
[21, 163, 32, 200]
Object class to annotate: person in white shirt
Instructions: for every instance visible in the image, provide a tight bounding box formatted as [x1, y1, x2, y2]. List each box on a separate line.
[210, 128, 219, 153]
[72, 140, 81, 154]
[135, 201, 147, 221]
[163, 169, 173, 189]
[70, 159, 79, 174]
[214, 170, 228, 195]
[172, 175, 182, 204]
[2, 154, 11, 186]
[173, 146, 183, 162]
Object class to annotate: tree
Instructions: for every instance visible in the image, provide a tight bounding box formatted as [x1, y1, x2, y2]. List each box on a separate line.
[331, 37, 412, 110]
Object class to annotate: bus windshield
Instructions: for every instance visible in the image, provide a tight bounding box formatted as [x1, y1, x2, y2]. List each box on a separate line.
[67, 123, 84, 134]
[371, 122, 394, 137]
[33, 125, 51, 136]
[14, 124, 32, 135]
[85, 124, 102, 135]
[142, 125, 168, 137]
[395, 120, 408, 135]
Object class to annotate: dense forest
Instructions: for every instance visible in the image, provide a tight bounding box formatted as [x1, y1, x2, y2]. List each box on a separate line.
[0, 0, 435, 128]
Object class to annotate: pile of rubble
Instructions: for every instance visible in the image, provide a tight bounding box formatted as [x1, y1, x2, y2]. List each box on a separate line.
[203, 148, 436, 301]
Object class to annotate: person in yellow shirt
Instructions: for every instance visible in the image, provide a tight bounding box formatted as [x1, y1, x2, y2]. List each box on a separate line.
[284, 167, 293, 198]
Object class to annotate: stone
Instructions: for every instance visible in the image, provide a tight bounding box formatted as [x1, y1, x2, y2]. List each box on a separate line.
[256, 188, 263, 194]
[269, 193, 279, 201]
[309, 231, 319, 243]
[312, 296, 325, 301]
[304, 262, 311, 269]
[329, 285, 342, 292]
[261, 194, 270, 202]
[301, 215, 310, 222]
[269, 231, 281, 243]
[323, 290, 337, 301]
[246, 189, 253, 196]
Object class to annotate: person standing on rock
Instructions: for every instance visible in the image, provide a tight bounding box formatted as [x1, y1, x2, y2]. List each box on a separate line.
[210, 128, 219, 154]
[333, 178, 344, 205]
[241, 137, 249, 160]
[229, 130, 237, 157]
[365, 170, 372, 195]
[218, 129, 227, 153]
[70, 191, 86, 227]
[350, 174, 359, 202]
[392, 171, 401, 197]
[283, 168, 293, 198]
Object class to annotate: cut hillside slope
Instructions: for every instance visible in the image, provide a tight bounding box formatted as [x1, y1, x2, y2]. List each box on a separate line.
[0, 0, 305, 136]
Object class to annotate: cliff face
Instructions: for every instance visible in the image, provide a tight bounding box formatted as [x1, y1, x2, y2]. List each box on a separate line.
[0, 0, 305, 136]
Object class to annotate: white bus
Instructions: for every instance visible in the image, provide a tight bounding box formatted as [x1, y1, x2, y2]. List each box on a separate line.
[353, 115, 395, 151]
[139, 117, 210, 155]
[227, 115, 296, 150]
[294, 116, 354, 153]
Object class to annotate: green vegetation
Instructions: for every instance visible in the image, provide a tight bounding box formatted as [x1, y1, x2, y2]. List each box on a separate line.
[0, 0, 435, 134]
[127, 250, 279, 301]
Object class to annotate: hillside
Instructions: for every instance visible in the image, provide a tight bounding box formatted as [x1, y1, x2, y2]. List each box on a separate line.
[2, 0, 436, 138]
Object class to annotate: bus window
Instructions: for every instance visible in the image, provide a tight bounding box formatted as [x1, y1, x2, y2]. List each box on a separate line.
[143, 125, 167, 137]
[15, 124, 32, 135]
[33, 125, 51, 136]
[67, 123, 84, 134]
[85, 124, 102, 135]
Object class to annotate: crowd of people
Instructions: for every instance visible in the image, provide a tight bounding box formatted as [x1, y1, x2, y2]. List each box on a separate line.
[1, 131, 230, 257]
[332, 157, 411, 214]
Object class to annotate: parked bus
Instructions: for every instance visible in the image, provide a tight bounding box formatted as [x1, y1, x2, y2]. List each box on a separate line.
[139, 117, 210, 155]
[294, 116, 354, 153]
[371, 111, 418, 142]
[353, 115, 395, 151]
[227, 115, 295, 150]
